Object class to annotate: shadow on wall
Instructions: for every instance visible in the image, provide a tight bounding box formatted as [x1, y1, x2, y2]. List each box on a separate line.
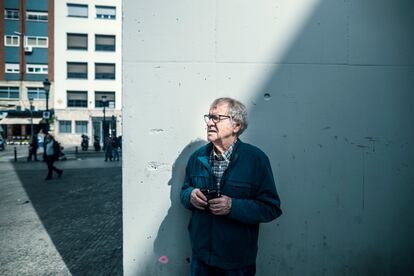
[13, 163, 123, 275]
[244, 2, 414, 276]
[142, 140, 207, 275]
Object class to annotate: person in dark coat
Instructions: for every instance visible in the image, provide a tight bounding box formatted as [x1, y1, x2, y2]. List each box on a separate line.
[27, 134, 39, 161]
[181, 98, 282, 276]
[111, 136, 120, 161]
[104, 136, 113, 161]
[43, 133, 63, 180]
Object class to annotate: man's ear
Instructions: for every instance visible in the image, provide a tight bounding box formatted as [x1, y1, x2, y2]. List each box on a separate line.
[233, 123, 241, 134]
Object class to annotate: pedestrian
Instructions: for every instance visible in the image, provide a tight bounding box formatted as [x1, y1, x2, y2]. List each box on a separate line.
[27, 134, 39, 161]
[104, 136, 113, 161]
[111, 136, 120, 161]
[43, 133, 63, 180]
[180, 97, 282, 275]
[117, 135, 122, 150]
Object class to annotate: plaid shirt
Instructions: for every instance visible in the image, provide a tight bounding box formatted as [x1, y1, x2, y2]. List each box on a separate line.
[209, 142, 235, 185]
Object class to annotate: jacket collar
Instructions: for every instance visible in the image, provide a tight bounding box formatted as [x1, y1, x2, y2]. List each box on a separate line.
[197, 139, 241, 170]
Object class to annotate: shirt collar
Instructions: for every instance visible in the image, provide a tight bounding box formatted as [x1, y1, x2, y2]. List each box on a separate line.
[212, 140, 236, 162]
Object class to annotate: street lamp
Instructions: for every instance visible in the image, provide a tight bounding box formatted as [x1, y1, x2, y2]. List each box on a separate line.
[111, 115, 116, 137]
[28, 97, 34, 142]
[102, 95, 107, 148]
[43, 78, 51, 132]
[43, 78, 50, 111]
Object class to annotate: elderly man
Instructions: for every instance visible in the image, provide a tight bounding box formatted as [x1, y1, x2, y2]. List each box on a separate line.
[181, 97, 282, 276]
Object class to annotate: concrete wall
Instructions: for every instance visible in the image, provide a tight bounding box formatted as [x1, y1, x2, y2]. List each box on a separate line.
[123, 0, 414, 275]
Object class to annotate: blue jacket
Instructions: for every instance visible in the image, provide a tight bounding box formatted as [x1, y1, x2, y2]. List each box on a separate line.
[181, 140, 282, 269]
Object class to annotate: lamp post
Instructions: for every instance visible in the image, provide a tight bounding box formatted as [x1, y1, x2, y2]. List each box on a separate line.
[28, 97, 34, 142]
[111, 115, 116, 137]
[42, 78, 51, 132]
[102, 96, 107, 148]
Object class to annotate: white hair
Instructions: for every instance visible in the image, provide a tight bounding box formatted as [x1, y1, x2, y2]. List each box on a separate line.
[210, 97, 248, 136]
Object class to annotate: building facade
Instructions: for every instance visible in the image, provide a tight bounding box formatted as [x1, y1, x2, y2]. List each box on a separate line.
[0, 0, 53, 143]
[54, 0, 122, 146]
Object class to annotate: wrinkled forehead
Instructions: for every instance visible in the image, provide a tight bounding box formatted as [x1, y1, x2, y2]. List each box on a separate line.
[209, 102, 229, 114]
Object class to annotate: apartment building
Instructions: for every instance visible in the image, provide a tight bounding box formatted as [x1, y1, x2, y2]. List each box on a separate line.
[54, 0, 122, 145]
[0, 0, 53, 142]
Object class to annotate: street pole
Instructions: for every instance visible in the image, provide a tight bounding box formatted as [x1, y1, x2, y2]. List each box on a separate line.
[46, 88, 49, 111]
[43, 78, 51, 133]
[29, 97, 34, 142]
[102, 96, 107, 149]
[103, 104, 106, 137]
[111, 115, 116, 137]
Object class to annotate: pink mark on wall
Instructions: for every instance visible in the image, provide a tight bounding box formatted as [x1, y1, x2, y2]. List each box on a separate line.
[158, 255, 169, 264]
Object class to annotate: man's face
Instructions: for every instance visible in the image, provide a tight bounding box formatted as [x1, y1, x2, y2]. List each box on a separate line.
[206, 103, 240, 145]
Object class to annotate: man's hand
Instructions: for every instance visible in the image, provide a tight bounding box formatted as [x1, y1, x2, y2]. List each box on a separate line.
[190, 188, 208, 210]
[208, 195, 232, 215]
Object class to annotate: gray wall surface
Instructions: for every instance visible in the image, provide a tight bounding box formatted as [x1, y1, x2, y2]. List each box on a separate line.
[123, 0, 414, 275]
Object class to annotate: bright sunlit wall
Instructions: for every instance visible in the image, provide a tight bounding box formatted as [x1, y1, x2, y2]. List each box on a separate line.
[123, 0, 414, 275]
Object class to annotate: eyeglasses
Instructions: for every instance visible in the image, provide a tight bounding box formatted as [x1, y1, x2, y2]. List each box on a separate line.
[203, 114, 231, 124]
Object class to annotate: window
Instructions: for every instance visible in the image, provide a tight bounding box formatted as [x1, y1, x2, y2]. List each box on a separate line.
[96, 6, 116, 19]
[4, 35, 20, 47]
[26, 11, 48, 22]
[75, 121, 88, 134]
[67, 91, 88, 107]
[67, 4, 88, 18]
[67, 62, 88, 79]
[95, 35, 115, 51]
[4, 9, 19, 20]
[59, 121, 72, 133]
[0, 87, 20, 99]
[95, 63, 115, 79]
[25, 36, 48, 48]
[67, 33, 88, 50]
[28, 87, 46, 100]
[95, 92, 115, 108]
[26, 64, 48, 74]
[5, 64, 20, 74]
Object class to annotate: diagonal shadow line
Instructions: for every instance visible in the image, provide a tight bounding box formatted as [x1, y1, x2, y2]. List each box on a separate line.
[11, 162, 123, 275]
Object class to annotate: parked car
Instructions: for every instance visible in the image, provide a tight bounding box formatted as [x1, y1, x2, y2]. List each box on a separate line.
[0, 137, 5, 151]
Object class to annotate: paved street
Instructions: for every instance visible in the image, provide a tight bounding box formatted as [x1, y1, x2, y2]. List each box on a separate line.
[0, 146, 122, 275]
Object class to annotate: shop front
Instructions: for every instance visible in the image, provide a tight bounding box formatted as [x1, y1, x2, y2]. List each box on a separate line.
[0, 115, 45, 144]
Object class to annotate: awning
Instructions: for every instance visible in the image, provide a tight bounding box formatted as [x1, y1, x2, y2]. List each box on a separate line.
[0, 117, 43, 125]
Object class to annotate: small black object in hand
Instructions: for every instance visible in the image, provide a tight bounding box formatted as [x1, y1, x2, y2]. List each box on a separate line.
[200, 188, 220, 200]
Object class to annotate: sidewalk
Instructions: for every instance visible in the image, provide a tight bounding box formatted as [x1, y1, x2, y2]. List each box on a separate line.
[0, 153, 122, 275]
[0, 144, 121, 163]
